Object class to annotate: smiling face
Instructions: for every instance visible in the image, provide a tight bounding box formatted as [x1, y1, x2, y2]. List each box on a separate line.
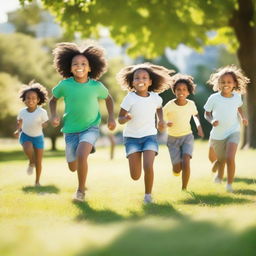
[219, 73, 237, 96]
[174, 82, 190, 101]
[71, 55, 91, 82]
[24, 91, 39, 111]
[132, 69, 152, 95]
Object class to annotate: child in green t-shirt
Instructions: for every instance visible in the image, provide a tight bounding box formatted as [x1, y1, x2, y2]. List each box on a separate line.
[49, 42, 116, 202]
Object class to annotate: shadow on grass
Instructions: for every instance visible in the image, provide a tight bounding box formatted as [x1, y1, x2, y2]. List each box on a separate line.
[180, 192, 252, 206]
[74, 202, 184, 224]
[235, 177, 256, 185]
[79, 220, 256, 256]
[235, 189, 256, 196]
[22, 185, 60, 194]
[0, 150, 65, 162]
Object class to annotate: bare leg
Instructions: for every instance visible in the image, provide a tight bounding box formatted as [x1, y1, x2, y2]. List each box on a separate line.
[226, 142, 238, 184]
[173, 162, 182, 174]
[76, 142, 92, 192]
[68, 161, 77, 172]
[181, 154, 190, 190]
[143, 150, 155, 194]
[128, 152, 142, 180]
[22, 142, 35, 165]
[209, 146, 217, 163]
[217, 160, 225, 180]
[34, 148, 43, 184]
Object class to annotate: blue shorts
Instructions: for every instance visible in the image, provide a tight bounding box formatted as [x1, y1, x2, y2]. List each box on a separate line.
[64, 126, 100, 162]
[19, 132, 44, 149]
[123, 135, 158, 157]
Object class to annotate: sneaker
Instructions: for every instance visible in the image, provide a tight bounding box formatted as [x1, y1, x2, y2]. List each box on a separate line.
[27, 164, 34, 175]
[72, 190, 85, 202]
[214, 176, 222, 184]
[35, 182, 41, 187]
[143, 194, 153, 204]
[173, 171, 181, 177]
[211, 161, 219, 173]
[226, 184, 234, 193]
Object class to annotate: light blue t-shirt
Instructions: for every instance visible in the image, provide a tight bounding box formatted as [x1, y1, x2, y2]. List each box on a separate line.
[204, 92, 243, 140]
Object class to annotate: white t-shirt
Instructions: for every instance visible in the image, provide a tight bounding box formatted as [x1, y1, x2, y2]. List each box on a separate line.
[204, 92, 242, 140]
[120, 92, 163, 138]
[163, 99, 198, 137]
[18, 107, 49, 137]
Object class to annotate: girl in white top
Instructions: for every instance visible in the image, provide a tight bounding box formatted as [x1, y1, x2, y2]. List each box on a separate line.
[204, 65, 249, 192]
[14, 82, 49, 186]
[117, 63, 173, 203]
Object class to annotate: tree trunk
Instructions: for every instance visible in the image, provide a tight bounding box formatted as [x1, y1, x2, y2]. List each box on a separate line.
[230, 0, 256, 148]
[50, 136, 57, 151]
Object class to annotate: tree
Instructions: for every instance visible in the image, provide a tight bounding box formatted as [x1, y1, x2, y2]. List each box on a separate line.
[20, 0, 256, 147]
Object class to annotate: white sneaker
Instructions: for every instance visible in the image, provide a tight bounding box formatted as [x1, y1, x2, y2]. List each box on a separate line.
[72, 190, 85, 202]
[226, 184, 234, 193]
[143, 194, 153, 204]
[27, 164, 34, 175]
[214, 176, 222, 184]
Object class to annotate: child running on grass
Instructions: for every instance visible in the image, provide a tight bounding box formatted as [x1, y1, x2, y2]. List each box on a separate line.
[49, 42, 116, 202]
[117, 63, 173, 203]
[163, 74, 204, 191]
[14, 82, 49, 186]
[204, 65, 249, 192]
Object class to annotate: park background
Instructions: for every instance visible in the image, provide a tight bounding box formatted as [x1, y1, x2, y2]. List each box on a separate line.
[0, 0, 256, 255]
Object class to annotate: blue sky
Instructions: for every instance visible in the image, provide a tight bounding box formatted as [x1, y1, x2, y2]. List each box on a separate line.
[0, 0, 20, 23]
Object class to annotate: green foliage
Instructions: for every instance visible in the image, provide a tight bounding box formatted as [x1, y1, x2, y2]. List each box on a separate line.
[20, 0, 255, 58]
[0, 33, 59, 87]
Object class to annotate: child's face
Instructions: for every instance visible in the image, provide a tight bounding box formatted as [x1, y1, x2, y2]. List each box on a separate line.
[174, 83, 189, 100]
[71, 55, 91, 79]
[219, 74, 236, 94]
[132, 69, 152, 92]
[24, 91, 39, 109]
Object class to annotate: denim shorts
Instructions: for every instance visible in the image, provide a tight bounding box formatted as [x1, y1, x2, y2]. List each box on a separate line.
[19, 132, 44, 149]
[123, 135, 158, 157]
[210, 132, 240, 161]
[64, 126, 100, 162]
[167, 133, 194, 165]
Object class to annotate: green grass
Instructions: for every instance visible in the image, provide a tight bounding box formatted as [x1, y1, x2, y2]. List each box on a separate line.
[1, 139, 256, 256]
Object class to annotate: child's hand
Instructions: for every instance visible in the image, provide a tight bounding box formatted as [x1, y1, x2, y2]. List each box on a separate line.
[211, 120, 219, 127]
[157, 120, 166, 132]
[108, 117, 116, 131]
[242, 118, 248, 126]
[124, 113, 132, 122]
[13, 130, 20, 138]
[51, 116, 60, 127]
[197, 126, 204, 138]
[167, 121, 173, 127]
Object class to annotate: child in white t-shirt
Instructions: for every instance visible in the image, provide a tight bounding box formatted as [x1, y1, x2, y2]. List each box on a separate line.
[14, 82, 49, 186]
[163, 74, 204, 191]
[117, 63, 173, 203]
[204, 65, 249, 192]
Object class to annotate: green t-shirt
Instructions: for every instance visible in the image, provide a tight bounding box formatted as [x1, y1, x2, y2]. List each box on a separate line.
[52, 77, 108, 133]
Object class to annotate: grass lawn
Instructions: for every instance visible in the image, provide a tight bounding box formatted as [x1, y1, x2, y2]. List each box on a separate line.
[0, 139, 256, 256]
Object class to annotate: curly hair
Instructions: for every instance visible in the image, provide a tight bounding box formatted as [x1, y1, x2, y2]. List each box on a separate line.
[53, 42, 107, 79]
[19, 81, 48, 105]
[207, 65, 250, 94]
[170, 73, 196, 94]
[116, 62, 174, 93]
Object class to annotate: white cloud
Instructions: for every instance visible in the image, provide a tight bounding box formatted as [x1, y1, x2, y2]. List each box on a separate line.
[0, 0, 21, 23]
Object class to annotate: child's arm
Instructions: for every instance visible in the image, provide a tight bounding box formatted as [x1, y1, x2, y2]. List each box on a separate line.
[156, 108, 165, 132]
[13, 119, 22, 138]
[118, 108, 132, 124]
[49, 96, 60, 127]
[105, 95, 116, 131]
[204, 111, 219, 127]
[238, 107, 248, 126]
[193, 115, 204, 138]
[42, 121, 48, 128]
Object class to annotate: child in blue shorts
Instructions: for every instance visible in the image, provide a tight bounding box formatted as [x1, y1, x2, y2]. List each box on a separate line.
[117, 63, 173, 203]
[14, 82, 49, 186]
[49, 42, 116, 202]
